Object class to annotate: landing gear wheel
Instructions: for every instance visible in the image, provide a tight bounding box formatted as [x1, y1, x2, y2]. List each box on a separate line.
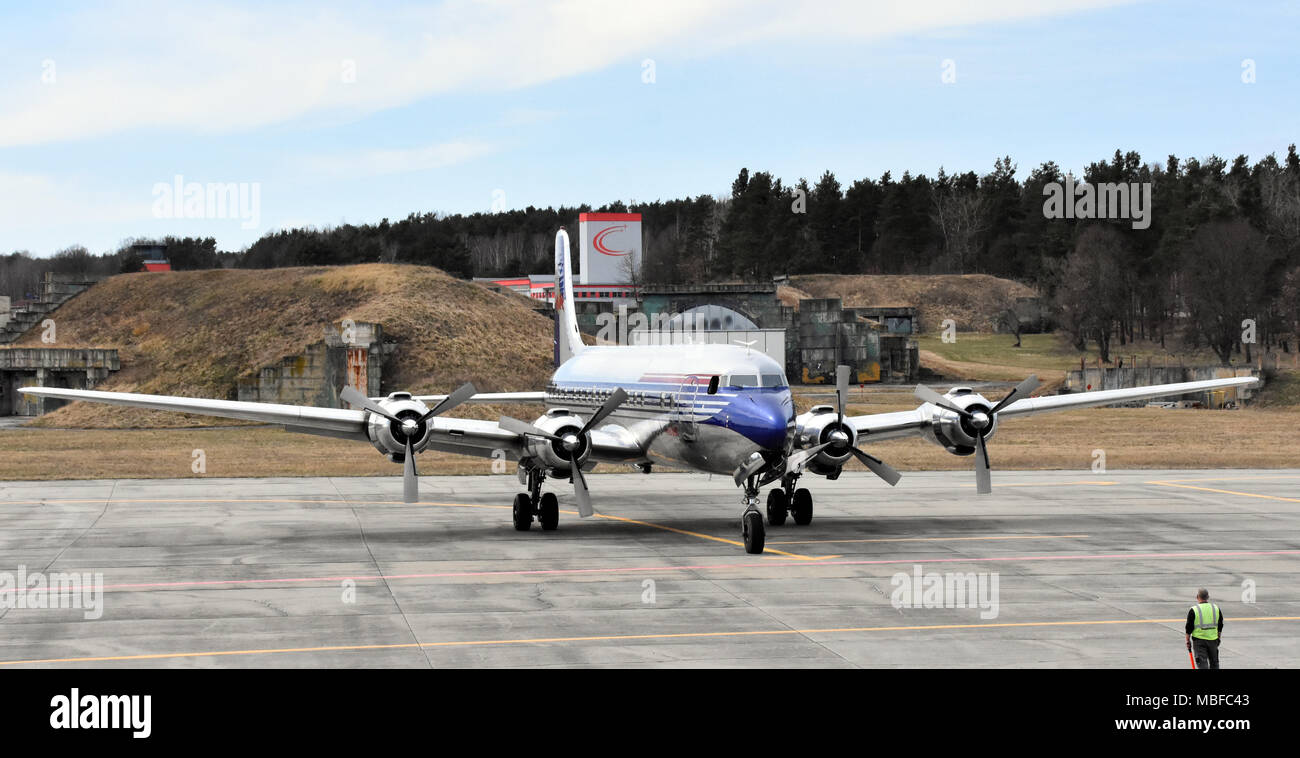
[742, 510, 766, 554]
[791, 488, 813, 526]
[538, 492, 559, 531]
[766, 488, 788, 526]
[512, 493, 533, 531]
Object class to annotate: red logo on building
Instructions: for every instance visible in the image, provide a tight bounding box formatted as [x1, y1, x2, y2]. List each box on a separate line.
[592, 225, 630, 256]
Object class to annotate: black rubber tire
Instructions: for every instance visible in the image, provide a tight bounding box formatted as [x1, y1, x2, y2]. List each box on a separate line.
[742, 510, 766, 554]
[791, 488, 814, 526]
[512, 492, 533, 531]
[766, 488, 789, 526]
[538, 492, 559, 531]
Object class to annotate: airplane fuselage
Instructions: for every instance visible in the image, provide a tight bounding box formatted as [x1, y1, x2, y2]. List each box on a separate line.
[546, 343, 793, 476]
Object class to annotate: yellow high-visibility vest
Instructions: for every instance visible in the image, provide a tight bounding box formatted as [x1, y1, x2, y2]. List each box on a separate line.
[1191, 602, 1220, 641]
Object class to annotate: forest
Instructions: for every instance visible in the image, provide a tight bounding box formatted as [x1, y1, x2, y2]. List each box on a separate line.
[4, 146, 1298, 364]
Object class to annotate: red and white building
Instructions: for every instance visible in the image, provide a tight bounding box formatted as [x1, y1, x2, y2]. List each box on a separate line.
[482, 212, 643, 306]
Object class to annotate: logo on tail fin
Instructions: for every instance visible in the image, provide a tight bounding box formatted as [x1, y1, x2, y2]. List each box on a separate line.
[554, 228, 585, 365]
[556, 247, 567, 312]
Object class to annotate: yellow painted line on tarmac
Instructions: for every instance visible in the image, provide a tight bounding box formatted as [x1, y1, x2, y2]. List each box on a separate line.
[5, 616, 1297, 667]
[590, 511, 827, 561]
[959, 480, 1118, 488]
[1152, 474, 1300, 483]
[769, 534, 1089, 546]
[3, 496, 835, 559]
[1147, 481, 1300, 504]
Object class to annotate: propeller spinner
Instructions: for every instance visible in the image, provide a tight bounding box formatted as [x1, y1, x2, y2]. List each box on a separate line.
[913, 374, 1039, 494]
[830, 365, 902, 486]
[343, 382, 478, 503]
[499, 388, 627, 517]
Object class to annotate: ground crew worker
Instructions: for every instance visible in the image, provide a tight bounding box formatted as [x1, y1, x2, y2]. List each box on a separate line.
[1185, 588, 1224, 669]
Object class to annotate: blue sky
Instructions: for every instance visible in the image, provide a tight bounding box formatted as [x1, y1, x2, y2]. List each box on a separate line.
[1, 0, 1296, 257]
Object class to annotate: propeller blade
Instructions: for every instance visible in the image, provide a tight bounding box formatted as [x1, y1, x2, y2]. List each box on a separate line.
[835, 364, 850, 424]
[989, 374, 1039, 415]
[570, 461, 595, 518]
[420, 381, 478, 422]
[850, 447, 902, 487]
[913, 383, 972, 418]
[580, 387, 628, 435]
[403, 437, 419, 503]
[498, 415, 560, 441]
[341, 385, 398, 421]
[974, 434, 992, 495]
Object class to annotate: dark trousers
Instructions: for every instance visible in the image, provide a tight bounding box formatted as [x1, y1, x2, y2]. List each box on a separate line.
[1193, 637, 1220, 669]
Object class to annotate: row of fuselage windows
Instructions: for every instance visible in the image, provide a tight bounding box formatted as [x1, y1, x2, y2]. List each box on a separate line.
[551, 386, 683, 408]
[549, 375, 786, 408]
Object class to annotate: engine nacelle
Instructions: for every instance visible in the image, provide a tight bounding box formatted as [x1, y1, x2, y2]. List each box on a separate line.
[794, 405, 858, 476]
[523, 408, 593, 473]
[920, 387, 999, 456]
[365, 392, 435, 461]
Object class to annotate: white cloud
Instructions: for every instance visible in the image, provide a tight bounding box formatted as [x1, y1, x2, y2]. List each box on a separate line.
[0, 171, 147, 231]
[0, 0, 1137, 147]
[301, 138, 498, 177]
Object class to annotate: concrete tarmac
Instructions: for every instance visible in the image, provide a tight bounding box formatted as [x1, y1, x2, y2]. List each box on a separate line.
[0, 469, 1297, 668]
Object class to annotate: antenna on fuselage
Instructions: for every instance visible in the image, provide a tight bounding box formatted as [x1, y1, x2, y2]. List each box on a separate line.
[733, 339, 757, 356]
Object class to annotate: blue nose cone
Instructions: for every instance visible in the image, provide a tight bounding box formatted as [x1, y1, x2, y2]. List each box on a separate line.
[727, 391, 793, 450]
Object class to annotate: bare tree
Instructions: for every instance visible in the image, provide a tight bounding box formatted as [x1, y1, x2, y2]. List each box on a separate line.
[930, 169, 989, 273]
[1054, 225, 1130, 363]
[1180, 220, 1278, 364]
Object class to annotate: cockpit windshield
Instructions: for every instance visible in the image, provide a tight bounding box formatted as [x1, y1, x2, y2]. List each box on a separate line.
[725, 373, 787, 388]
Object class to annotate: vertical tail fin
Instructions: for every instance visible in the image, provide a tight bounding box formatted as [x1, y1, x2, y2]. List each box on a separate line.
[554, 229, 584, 366]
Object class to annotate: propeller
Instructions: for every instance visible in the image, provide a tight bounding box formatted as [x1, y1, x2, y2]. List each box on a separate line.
[500, 388, 627, 518]
[342, 382, 478, 503]
[913, 374, 1038, 494]
[829, 364, 902, 486]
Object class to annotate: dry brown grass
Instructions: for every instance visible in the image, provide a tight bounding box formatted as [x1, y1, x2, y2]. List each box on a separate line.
[919, 349, 1067, 392]
[867, 406, 1299, 471]
[776, 284, 813, 308]
[791, 274, 1037, 332]
[20, 264, 555, 428]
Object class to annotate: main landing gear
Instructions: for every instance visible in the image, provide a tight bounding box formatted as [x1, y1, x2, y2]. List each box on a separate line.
[513, 467, 559, 532]
[766, 474, 814, 527]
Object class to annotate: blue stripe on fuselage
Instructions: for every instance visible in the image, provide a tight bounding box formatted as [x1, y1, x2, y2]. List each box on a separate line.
[546, 381, 793, 451]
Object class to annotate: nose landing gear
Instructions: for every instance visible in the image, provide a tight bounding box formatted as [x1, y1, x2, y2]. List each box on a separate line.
[740, 477, 765, 554]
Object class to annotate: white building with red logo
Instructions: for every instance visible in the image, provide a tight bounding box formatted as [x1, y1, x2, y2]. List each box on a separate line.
[483, 212, 642, 306]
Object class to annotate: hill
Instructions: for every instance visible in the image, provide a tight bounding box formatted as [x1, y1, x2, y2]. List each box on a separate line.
[789, 274, 1038, 332]
[17, 264, 555, 427]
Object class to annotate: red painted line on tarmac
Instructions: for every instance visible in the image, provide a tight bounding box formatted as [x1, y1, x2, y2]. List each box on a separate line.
[56, 548, 1300, 594]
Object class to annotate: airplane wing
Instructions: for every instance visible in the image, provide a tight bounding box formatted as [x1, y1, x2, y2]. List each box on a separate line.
[16, 386, 641, 463]
[423, 419, 644, 463]
[850, 376, 1259, 442]
[19, 387, 372, 437]
[399, 391, 548, 404]
[994, 377, 1258, 418]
